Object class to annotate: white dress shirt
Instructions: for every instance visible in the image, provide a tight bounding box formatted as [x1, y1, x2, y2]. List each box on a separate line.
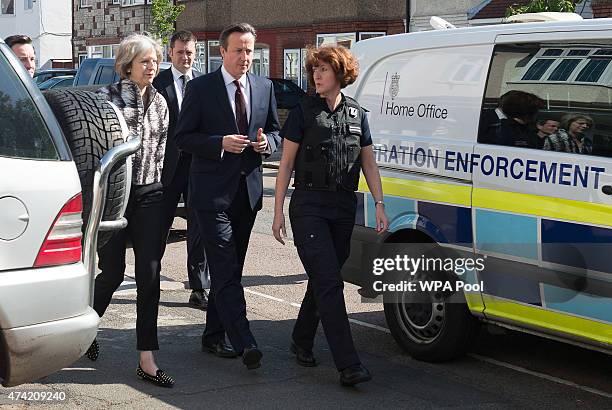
[171, 65, 193, 111]
[221, 65, 251, 124]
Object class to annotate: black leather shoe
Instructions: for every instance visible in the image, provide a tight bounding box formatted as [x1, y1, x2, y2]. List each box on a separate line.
[242, 346, 263, 370]
[136, 365, 174, 388]
[188, 289, 208, 310]
[201, 339, 238, 358]
[290, 342, 317, 367]
[340, 364, 372, 386]
[85, 339, 99, 361]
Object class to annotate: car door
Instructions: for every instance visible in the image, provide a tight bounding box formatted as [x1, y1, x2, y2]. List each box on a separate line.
[472, 31, 612, 348]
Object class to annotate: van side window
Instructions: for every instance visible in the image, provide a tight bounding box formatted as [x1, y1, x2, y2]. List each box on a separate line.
[0, 53, 58, 160]
[479, 43, 612, 159]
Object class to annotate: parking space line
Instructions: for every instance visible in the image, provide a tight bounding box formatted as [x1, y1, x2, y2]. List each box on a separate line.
[244, 287, 612, 399]
[468, 354, 612, 399]
[244, 289, 391, 333]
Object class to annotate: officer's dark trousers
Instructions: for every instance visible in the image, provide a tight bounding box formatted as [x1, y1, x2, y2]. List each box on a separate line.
[94, 183, 164, 351]
[159, 156, 207, 290]
[195, 177, 258, 353]
[289, 189, 361, 371]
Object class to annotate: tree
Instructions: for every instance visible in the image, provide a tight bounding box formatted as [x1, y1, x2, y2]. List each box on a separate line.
[150, 0, 185, 45]
[506, 0, 584, 17]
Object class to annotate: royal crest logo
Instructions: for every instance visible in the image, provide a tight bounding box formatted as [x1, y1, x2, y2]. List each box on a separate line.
[390, 72, 400, 100]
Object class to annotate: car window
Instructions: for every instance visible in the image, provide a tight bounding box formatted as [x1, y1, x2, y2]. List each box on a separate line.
[75, 59, 97, 86]
[479, 42, 612, 158]
[0, 52, 58, 160]
[56, 77, 74, 88]
[96, 65, 115, 85]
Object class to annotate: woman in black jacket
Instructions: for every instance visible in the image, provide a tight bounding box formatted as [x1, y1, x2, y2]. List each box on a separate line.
[273, 45, 388, 386]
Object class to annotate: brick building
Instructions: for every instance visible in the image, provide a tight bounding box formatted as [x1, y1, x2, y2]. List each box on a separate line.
[72, 0, 151, 66]
[72, 0, 487, 88]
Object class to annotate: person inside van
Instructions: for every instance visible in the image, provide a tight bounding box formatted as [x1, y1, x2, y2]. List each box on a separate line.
[533, 117, 559, 149]
[543, 113, 593, 155]
[479, 90, 544, 148]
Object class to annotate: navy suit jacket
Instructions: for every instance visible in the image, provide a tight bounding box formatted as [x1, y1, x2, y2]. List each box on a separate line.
[174, 68, 281, 212]
[153, 67, 202, 186]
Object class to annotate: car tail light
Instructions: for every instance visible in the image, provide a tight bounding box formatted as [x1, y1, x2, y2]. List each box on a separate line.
[34, 193, 83, 267]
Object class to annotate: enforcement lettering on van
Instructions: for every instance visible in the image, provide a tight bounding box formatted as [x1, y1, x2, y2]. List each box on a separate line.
[373, 144, 606, 190]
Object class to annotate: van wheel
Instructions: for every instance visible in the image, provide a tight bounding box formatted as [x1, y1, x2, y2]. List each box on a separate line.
[383, 263, 480, 362]
[44, 89, 128, 249]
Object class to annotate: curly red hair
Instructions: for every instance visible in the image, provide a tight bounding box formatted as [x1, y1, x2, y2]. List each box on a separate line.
[305, 45, 359, 89]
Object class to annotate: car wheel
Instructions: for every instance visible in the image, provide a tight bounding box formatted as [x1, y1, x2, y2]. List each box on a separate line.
[44, 89, 128, 249]
[383, 245, 480, 362]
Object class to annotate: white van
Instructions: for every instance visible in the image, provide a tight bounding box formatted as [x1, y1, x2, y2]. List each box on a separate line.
[343, 17, 612, 362]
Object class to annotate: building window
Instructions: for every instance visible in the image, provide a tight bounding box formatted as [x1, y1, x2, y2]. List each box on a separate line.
[208, 40, 222, 73]
[112, 0, 120, 4]
[316, 32, 356, 49]
[250, 46, 269, 77]
[24, 0, 33, 10]
[78, 54, 88, 66]
[80, 0, 93, 8]
[193, 41, 206, 73]
[284, 48, 307, 90]
[1, 0, 15, 14]
[87, 44, 119, 59]
[359, 32, 385, 41]
[122, 0, 145, 6]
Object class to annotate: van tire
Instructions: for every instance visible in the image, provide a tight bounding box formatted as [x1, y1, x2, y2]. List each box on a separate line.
[382, 244, 480, 362]
[384, 297, 479, 362]
[44, 89, 127, 250]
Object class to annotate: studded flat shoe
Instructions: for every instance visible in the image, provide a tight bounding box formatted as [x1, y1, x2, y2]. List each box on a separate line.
[85, 339, 99, 361]
[136, 365, 174, 388]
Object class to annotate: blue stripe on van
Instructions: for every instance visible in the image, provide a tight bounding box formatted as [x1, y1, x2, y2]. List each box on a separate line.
[417, 201, 472, 246]
[367, 195, 416, 229]
[479, 269, 542, 306]
[543, 284, 612, 323]
[475, 210, 538, 260]
[541, 220, 612, 273]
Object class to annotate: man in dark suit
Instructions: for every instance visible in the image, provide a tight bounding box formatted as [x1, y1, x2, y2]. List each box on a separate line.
[153, 30, 209, 310]
[175, 22, 281, 370]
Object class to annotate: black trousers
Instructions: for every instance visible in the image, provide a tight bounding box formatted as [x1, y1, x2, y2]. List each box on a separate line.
[289, 189, 361, 371]
[160, 156, 208, 290]
[195, 177, 258, 352]
[93, 183, 164, 351]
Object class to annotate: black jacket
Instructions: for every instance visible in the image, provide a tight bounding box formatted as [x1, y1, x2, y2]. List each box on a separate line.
[152, 67, 202, 186]
[174, 69, 281, 211]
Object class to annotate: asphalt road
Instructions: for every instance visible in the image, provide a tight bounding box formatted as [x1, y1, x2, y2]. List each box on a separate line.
[1, 169, 611, 409]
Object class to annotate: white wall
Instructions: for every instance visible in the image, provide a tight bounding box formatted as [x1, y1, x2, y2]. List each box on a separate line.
[0, 0, 72, 69]
[38, 0, 72, 68]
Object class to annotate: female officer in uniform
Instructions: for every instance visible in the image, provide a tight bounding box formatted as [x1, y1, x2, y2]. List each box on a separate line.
[272, 45, 388, 386]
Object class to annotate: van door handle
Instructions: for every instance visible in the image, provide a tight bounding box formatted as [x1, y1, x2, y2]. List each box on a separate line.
[603, 185, 612, 196]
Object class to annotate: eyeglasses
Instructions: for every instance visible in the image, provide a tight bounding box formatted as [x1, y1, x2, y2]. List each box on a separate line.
[138, 59, 158, 68]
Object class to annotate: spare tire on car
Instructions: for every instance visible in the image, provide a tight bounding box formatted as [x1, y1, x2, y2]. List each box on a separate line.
[44, 89, 129, 249]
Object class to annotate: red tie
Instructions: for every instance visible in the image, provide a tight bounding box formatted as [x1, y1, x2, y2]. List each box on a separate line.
[233, 80, 248, 135]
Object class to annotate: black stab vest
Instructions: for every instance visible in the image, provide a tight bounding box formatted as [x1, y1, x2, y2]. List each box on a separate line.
[293, 95, 363, 191]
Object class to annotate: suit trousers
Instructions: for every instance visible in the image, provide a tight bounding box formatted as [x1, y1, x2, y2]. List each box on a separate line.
[196, 176, 258, 352]
[160, 155, 208, 290]
[93, 183, 164, 351]
[289, 189, 361, 371]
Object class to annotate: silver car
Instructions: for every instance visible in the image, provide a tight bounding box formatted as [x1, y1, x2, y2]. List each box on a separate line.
[0, 40, 133, 386]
